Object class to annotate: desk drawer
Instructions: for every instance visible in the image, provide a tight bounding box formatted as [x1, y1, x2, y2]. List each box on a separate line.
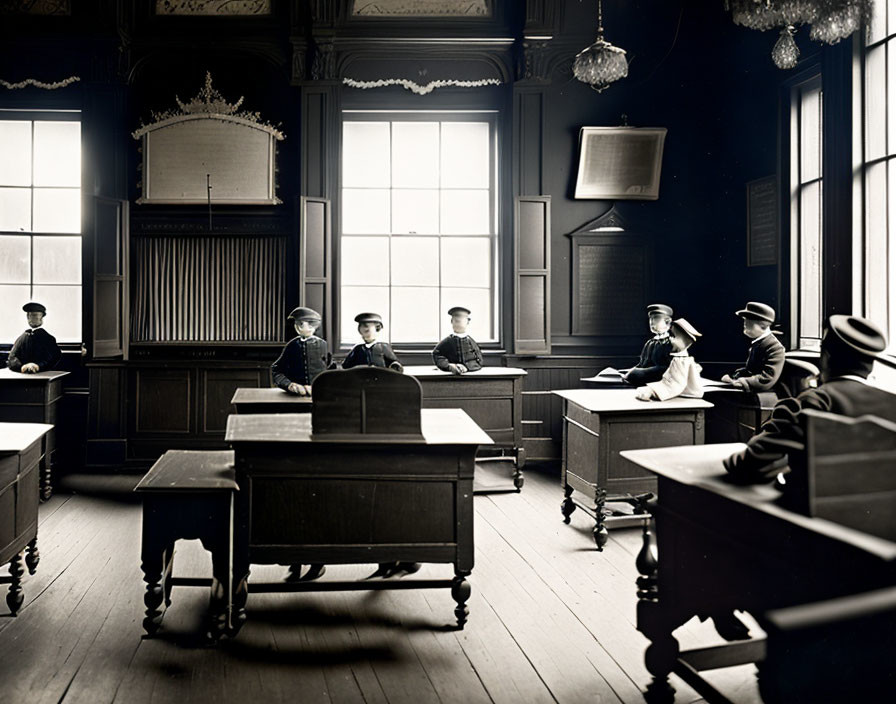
[419, 378, 513, 399]
[566, 402, 600, 434]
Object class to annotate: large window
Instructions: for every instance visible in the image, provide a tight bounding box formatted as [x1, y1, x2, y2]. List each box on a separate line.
[861, 0, 896, 351]
[0, 114, 81, 344]
[790, 77, 824, 349]
[340, 113, 497, 346]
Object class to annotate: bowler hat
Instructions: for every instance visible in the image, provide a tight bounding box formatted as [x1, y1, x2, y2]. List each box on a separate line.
[736, 302, 775, 324]
[671, 318, 701, 344]
[288, 306, 321, 322]
[824, 315, 887, 359]
[647, 303, 673, 317]
[354, 312, 383, 327]
[23, 302, 46, 314]
[448, 306, 471, 317]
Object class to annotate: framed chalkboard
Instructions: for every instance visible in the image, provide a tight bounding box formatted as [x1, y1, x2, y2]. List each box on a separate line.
[747, 175, 778, 267]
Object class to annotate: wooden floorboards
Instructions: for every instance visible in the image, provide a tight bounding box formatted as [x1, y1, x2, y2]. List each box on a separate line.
[0, 465, 762, 704]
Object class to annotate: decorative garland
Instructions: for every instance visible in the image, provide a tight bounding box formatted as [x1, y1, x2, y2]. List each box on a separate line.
[342, 77, 501, 95]
[0, 76, 80, 90]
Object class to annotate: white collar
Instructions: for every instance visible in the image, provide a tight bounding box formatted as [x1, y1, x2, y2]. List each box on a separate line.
[670, 351, 689, 357]
[653, 331, 670, 341]
[363, 341, 377, 348]
[750, 329, 773, 344]
[451, 332, 469, 339]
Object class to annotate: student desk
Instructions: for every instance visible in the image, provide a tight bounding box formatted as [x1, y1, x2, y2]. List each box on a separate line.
[620, 443, 896, 704]
[0, 369, 68, 500]
[702, 384, 777, 444]
[553, 388, 712, 550]
[230, 387, 313, 414]
[224, 408, 491, 636]
[0, 423, 52, 615]
[405, 366, 527, 489]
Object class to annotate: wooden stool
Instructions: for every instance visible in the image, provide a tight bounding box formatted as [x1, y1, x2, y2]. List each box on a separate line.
[134, 450, 238, 639]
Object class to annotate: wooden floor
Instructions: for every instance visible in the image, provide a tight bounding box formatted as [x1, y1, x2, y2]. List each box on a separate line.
[0, 464, 762, 704]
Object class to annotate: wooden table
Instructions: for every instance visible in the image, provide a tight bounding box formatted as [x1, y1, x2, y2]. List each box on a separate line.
[224, 408, 492, 635]
[406, 366, 527, 489]
[620, 443, 896, 703]
[134, 450, 238, 637]
[0, 369, 68, 500]
[230, 387, 313, 414]
[553, 388, 712, 550]
[0, 423, 52, 615]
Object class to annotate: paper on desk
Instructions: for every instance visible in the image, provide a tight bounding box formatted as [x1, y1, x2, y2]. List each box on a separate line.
[700, 378, 742, 392]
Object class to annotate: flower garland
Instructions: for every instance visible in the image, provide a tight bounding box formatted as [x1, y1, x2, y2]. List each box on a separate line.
[342, 77, 501, 95]
[0, 76, 80, 90]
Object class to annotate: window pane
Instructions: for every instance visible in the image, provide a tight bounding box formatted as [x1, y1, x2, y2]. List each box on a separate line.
[340, 286, 390, 344]
[441, 237, 490, 287]
[31, 284, 81, 342]
[341, 236, 389, 285]
[866, 45, 887, 162]
[392, 122, 439, 188]
[440, 190, 490, 234]
[392, 189, 439, 234]
[390, 286, 439, 342]
[342, 188, 390, 234]
[343, 122, 390, 187]
[33, 121, 80, 187]
[870, 0, 888, 43]
[0, 187, 31, 231]
[33, 235, 81, 284]
[391, 237, 438, 285]
[33, 188, 80, 233]
[799, 181, 822, 341]
[0, 284, 31, 342]
[866, 161, 888, 328]
[442, 122, 489, 189]
[0, 121, 32, 186]
[0, 235, 30, 283]
[800, 87, 821, 182]
[440, 287, 493, 340]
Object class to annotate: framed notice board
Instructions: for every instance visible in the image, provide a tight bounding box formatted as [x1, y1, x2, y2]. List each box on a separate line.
[747, 175, 778, 266]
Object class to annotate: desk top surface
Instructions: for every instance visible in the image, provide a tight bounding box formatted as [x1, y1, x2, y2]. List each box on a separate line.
[231, 387, 313, 405]
[621, 443, 896, 560]
[0, 422, 53, 452]
[135, 449, 238, 493]
[553, 388, 713, 412]
[226, 408, 493, 446]
[0, 368, 69, 383]
[404, 365, 527, 379]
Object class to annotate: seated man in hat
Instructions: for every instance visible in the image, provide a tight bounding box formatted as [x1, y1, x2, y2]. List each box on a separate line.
[7, 302, 62, 373]
[635, 319, 704, 401]
[720, 301, 785, 392]
[724, 314, 896, 483]
[271, 306, 330, 396]
[432, 306, 483, 375]
[342, 312, 403, 372]
[624, 304, 674, 386]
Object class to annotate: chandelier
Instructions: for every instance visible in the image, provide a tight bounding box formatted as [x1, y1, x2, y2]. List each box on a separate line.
[573, 0, 629, 92]
[727, 1, 874, 69]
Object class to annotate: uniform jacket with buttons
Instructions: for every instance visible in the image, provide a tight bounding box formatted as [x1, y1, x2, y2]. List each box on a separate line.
[731, 332, 785, 391]
[271, 335, 329, 389]
[625, 335, 673, 385]
[432, 334, 483, 372]
[7, 327, 62, 372]
[342, 341, 403, 371]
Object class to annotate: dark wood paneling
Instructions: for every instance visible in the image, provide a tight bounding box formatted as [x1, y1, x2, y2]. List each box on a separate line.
[201, 369, 264, 434]
[134, 369, 192, 434]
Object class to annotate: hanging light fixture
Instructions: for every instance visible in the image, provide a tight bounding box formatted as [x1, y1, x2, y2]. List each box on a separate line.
[772, 25, 800, 68]
[573, 0, 628, 93]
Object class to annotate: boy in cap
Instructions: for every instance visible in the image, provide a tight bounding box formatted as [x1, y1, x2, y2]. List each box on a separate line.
[720, 301, 785, 392]
[724, 314, 896, 483]
[342, 312, 403, 372]
[624, 304, 674, 386]
[8, 302, 62, 373]
[432, 306, 483, 374]
[635, 318, 704, 401]
[271, 307, 330, 396]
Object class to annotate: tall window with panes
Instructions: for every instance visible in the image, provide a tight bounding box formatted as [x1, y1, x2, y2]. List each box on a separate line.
[340, 113, 497, 346]
[0, 115, 81, 345]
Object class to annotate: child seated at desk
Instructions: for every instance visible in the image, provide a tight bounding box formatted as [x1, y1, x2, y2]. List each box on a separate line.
[271, 306, 330, 396]
[7, 302, 61, 373]
[624, 304, 674, 386]
[720, 301, 785, 392]
[635, 319, 704, 401]
[432, 306, 483, 374]
[342, 313, 403, 372]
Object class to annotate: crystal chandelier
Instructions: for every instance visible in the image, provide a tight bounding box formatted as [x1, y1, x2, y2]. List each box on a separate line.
[726, 0, 874, 68]
[573, 0, 628, 93]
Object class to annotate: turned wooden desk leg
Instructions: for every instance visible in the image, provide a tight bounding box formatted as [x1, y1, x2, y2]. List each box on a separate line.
[5, 552, 25, 615]
[40, 461, 52, 502]
[25, 537, 39, 575]
[452, 569, 471, 629]
[140, 511, 172, 636]
[561, 484, 576, 523]
[513, 449, 525, 491]
[593, 487, 609, 551]
[203, 494, 233, 641]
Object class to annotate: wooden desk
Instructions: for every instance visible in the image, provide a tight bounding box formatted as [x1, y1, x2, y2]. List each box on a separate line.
[225, 408, 491, 635]
[0, 423, 52, 615]
[230, 387, 313, 414]
[620, 443, 896, 703]
[703, 387, 777, 444]
[0, 369, 68, 500]
[134, 450, 238, 637]
[553, 389, 712, 550]
[406, 366, 527, 489]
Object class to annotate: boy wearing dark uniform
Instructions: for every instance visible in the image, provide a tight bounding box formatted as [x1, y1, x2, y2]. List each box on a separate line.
[432, 306, 483, 374]
[342, 312, 403, 372]
[8, 302, 62, 373]
[271, 307, 330, 396]
[721, 301, 785, 392]
[624, 304, 674, 386]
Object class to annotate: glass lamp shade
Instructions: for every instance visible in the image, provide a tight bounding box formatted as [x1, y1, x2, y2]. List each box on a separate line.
[573, 38, 629, 93]
[772, 25, 800, 68]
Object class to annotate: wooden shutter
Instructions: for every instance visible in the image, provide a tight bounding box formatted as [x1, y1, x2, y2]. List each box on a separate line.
[92, 197, 129, 359]
[299, 196, 332, 343]
[514, 196, 551, 355]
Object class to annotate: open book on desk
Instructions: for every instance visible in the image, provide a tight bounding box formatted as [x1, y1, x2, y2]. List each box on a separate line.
[581, 367, 631, 383]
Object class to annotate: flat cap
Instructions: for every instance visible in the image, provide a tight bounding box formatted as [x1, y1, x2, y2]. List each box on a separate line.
[647, 304, 673, 317]
[448, 306, 471, 316]
[23, 302, 46, 314]
[736, 302, 775, 324]
[824, 315, 887, 359]
[671, 318, 701, 344]
[354, 312, 383, 326]
[288, 306, 321, 322]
